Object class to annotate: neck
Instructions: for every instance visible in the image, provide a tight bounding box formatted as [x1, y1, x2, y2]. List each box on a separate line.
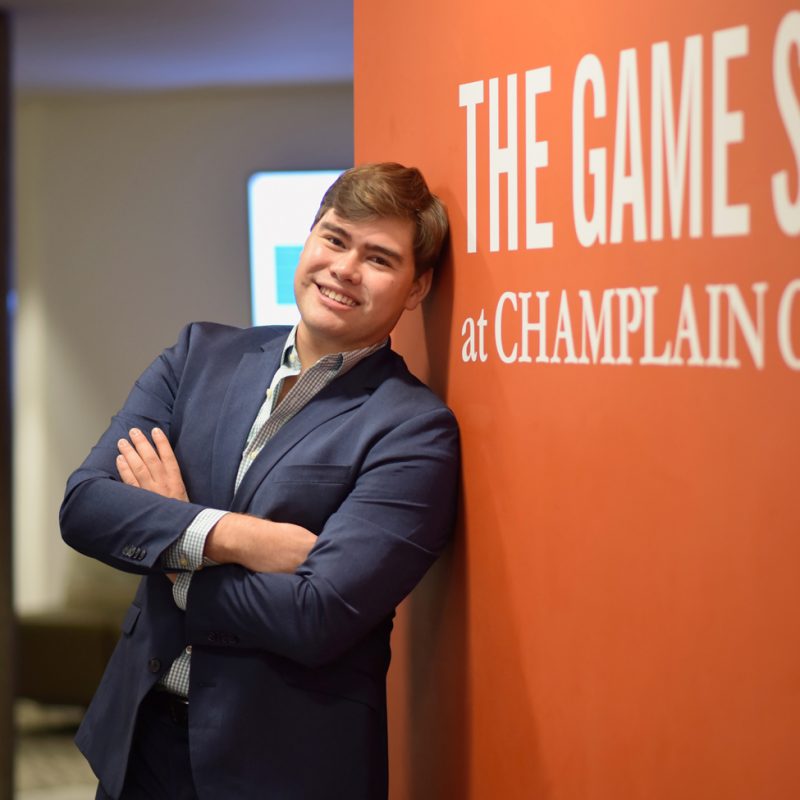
[294, 323, 385, 371]
[294, 324, 343, 371]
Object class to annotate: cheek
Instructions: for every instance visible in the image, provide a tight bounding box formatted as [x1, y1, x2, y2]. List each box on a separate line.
[383, 278, 414, 308]
[294, 260, 314, 289]
[293, 243, 321, 283]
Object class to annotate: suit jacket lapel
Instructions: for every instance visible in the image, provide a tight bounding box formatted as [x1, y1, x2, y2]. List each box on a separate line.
[230, 346, 396, 513]
[210, 335, 285, 509]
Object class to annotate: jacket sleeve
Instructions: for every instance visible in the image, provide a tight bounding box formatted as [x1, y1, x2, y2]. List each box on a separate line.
[59, 324, 211, 574]
[184, 405, 460, 667]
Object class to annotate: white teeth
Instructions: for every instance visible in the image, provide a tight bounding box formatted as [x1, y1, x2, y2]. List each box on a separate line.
[319, 286, 357, 307]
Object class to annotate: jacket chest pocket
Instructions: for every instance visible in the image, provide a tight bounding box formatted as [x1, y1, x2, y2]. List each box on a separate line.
[257, 464, 354, 534]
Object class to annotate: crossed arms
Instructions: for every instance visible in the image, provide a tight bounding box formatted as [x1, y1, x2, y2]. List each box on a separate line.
[116, 425, 315, 576]
[60, 323, 459, 667]
[68, 416, 457, 666]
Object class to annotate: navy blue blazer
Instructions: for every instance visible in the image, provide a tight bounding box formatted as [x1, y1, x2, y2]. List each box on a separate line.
[60, 322, 459, 800]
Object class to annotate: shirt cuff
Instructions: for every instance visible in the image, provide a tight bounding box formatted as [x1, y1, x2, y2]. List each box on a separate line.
[166, 508, 228, 611]
[162, 508, 229, 571]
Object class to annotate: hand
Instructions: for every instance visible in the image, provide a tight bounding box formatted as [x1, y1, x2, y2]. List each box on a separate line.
[204, 514, 317, 573]
[116, 427, 189, 502]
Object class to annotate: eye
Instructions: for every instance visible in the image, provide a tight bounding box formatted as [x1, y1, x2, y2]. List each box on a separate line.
[369, 255, 391, 267]
[322, 233, 345, 248]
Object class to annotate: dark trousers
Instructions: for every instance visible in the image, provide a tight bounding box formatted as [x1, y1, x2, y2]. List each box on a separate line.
[96, 692, 199, 800]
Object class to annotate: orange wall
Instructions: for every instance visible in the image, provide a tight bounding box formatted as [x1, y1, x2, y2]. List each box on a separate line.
[355, 2, 800, 798]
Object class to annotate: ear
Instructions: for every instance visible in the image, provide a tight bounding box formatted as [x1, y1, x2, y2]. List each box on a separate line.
[403, 268, 433, 311]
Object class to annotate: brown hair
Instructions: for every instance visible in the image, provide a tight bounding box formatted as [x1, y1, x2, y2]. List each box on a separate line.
[312, 162, 449, 276]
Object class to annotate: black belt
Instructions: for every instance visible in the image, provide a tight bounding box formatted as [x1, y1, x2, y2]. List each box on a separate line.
[146, 689, 190, 727]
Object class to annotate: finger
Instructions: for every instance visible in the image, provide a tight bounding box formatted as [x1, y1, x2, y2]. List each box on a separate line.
[117, 438, 149, 483]
[116, 454, 140, 487]
[152, 428, 189, 501]
[152, 428, 180, 477]
[128, 428, 164, 477]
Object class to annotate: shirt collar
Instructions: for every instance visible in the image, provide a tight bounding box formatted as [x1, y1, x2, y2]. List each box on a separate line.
[282, 325, 388, 377]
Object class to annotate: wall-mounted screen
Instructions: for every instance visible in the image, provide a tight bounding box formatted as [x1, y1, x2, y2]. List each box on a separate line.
[248, 169, 344, 326]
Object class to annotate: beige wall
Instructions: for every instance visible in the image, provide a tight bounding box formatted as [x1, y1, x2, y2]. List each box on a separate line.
[13, 84, 353, 612]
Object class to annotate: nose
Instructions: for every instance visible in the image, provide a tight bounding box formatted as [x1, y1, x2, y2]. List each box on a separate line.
[329, 250, 361, 284]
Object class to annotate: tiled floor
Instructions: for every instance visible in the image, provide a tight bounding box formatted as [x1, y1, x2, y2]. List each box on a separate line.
[15, 701, 97, 800]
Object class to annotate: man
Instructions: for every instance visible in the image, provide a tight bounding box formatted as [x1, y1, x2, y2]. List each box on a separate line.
[60, 162, 459, 799]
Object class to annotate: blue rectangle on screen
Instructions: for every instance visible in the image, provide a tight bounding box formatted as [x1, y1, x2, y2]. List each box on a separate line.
[274, 245, 303, 305]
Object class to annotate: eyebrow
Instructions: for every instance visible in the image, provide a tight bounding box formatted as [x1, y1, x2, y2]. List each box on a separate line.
[319, 221, 351, 242]
[318, 221, 404, 264]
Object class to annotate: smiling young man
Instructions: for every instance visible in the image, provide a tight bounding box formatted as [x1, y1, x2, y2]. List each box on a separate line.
[294, 210, 430, 361]
[60, 163, 459, 800]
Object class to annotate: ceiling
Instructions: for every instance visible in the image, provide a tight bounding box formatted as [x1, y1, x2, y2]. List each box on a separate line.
[2, 0, 353, 92]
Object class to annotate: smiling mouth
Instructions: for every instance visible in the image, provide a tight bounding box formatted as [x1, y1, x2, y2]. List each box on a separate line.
[318, 285, 358, 307]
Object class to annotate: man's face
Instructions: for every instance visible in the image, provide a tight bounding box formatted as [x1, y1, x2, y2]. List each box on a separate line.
[293, 209, 431, 359]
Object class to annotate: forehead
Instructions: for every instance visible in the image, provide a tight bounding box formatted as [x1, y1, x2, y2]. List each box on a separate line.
[318, 209, 415, 254]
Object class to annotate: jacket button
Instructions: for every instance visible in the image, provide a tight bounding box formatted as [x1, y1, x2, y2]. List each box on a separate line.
[148, 658, 161, 673]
